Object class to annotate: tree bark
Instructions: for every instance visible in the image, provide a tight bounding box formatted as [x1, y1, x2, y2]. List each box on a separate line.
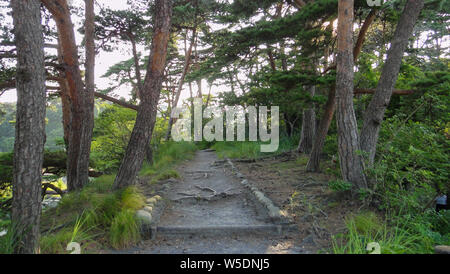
[41, 0, 93, 191]
[353, 9, 377, 62]
[114, 0, 173, 189]
[360, 0, 424, 165]
[335, 0, 367, 189]
[82, 0, 95, 182]
[307, 8, 378, 172]
[298, 85, 316, 154]
[56, 39, 71, 150]
[306, 86, 336, 171]
[10, 0, 46, 254]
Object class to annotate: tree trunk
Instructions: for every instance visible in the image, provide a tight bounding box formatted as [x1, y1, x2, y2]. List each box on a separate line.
[11, 0, 47, 254]
[130, 37, 144, 100]
[335, 0, 367, 190]
[360, 0, 424, 165]
[306, 86, 336, 172]
[82, 0, 95, 181]
[114, 0, 173, 189]
[307, 8, 377, 172]
[56, 39, 71, 150]
[127, 32, 154, 164]
[42, 0, 93, 191]
[297, 86, 316, 153]
[165, 26, 197, 141]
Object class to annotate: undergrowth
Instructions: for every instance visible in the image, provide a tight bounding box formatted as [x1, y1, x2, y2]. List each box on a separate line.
[332, 210, 450, 254]
[212, 134, 299, 160]
[39, 175, 145, 253]
[140, 141, 196, 184]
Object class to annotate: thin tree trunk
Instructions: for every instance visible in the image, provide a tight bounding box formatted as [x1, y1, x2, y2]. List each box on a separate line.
[165, 26, 197, 141]
[298, 85, 316, 153]
[11, 0, 46, 254]
[360, 0, 424, 165]
[42, 0, 93, 191]
[353, 9, 377, 62]
[335, 0, 367, 189]
[56, 39, 71, 150]
[82, 0, 95, 182]
[130, 37, 144, 100]
[306, 86, 336, 172]
[114, 0, 173, 189]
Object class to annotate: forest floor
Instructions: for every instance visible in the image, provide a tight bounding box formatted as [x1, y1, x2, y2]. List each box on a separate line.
[109, 150, 362, 254]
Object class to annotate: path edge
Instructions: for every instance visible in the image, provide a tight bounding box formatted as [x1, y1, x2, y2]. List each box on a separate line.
[226, 158, 293, 225]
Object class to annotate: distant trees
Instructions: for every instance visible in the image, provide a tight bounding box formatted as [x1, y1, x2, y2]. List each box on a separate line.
[10, 0, 47, 253]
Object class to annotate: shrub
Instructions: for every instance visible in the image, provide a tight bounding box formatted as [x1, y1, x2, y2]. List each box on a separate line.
[328, 180, 352, 192]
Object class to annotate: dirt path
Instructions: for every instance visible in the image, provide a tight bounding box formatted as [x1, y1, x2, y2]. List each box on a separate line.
[115, 150, 310, 254]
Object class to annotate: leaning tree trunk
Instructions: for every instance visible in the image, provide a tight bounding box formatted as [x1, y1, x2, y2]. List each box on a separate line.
[297, 86, 316, 153]
[11, 0, 47, 254]
[335, 0, 367, 190]
[114, 0, 173, 189]
[360, 0, 425, 165]
[306, 86, 336, 172]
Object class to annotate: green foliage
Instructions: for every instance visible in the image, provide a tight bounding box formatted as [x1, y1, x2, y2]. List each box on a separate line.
[212, 135, 298, 160]
[371, 117, 449, 212]
[91, 105, 137, 172]
[328, 180, 352, 192]
[0, 152, 13, 189]
[212, 141, 261, 160]
[148, 169, 180, 185]
[153, 141, 197, 169]
[0, 100, 65, 153]
[120, 187, 145, 210]
[140, 141, 196, 184]
[109, 209, 141, 250]
[332, 210, 450, 254]
[0, 223, 20, 254]
[41, 175, 145, 252]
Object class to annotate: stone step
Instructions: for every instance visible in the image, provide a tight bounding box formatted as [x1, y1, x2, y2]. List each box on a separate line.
[142, 224, 297, 239]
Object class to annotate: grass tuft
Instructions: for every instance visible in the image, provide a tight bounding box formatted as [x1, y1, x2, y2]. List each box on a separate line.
[40, 174, 145, 253]
[109, 209, 141, 249]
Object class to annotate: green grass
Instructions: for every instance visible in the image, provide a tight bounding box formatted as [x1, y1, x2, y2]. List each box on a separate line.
[212, 135, 298, 160]
[149, 169, 180, 185]
[109, 209, 141, 249]
[332, 210, 450, 254]
[40, 175, 145, 253]
[0, 223, 18, 254]
[39, 142, 197, 253]
[140, 141, 196, 184]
